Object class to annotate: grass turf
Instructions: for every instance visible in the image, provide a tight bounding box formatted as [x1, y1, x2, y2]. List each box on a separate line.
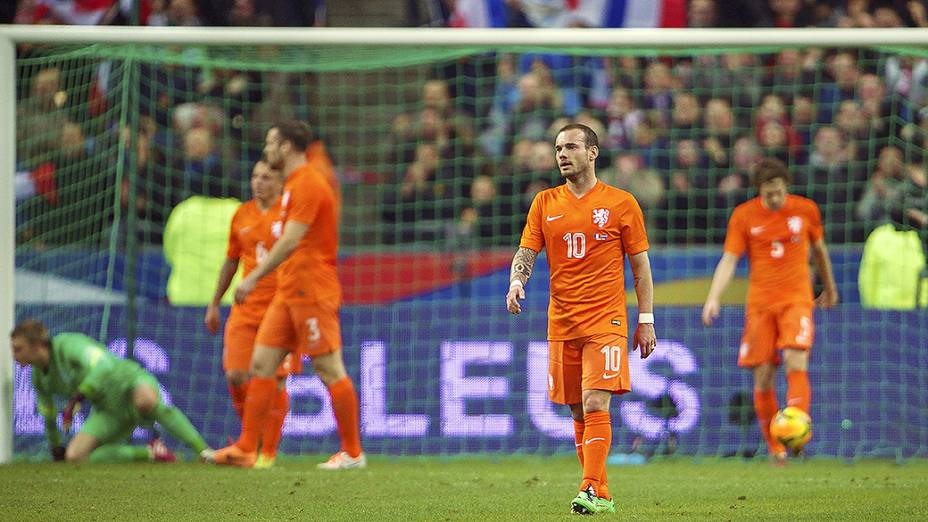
[1, 456, 926, 521]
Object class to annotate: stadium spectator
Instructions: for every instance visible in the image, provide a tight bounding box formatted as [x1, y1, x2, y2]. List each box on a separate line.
[806, 125, 867, 240]
[601, 152, 665, 216]
[604, 87, 644, 152]
[884, 56, 928, 113]
[641, 61, 675, 125]
[703, 98, 735, 168]
[631, 113, 670, 171]
[688, 0, 719, 27]
[175, 127, 230, 198]
[670, 92, 702, 136]
[767, 0, 814, 27]
[762, 48, 816, 101]
[790, 95, 817, 146]
[381, 142, 448, 242]
[856, 145, 905, 222]
[818, 51, 860, 122]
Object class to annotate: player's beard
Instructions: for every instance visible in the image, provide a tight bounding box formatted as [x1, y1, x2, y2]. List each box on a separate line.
[560, 161, 589, 183]
[266, 152, 285, 171]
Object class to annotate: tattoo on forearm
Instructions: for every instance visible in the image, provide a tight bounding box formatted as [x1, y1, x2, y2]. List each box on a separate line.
[510, 247, 538, 285]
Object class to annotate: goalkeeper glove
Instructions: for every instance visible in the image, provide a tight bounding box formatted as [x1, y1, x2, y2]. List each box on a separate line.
[62, 394, 84, 433]
[51, 445, 66, 462]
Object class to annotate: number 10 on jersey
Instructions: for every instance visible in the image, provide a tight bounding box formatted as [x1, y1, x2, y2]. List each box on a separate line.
[601, 345, 621, 372]
[563, 232, 586, 258]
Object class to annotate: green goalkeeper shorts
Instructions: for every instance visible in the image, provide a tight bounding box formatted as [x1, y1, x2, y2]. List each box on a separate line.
[79, 371, 161, 444]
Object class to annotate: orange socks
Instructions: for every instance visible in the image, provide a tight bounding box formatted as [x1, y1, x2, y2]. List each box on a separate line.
[228, 382, 249, 420]
[574, 418, 609, 499]
[786, 370, 811, 414]
[580, 411, 611, 496]
[754, 388, 784, 454]
[238, 376, 276, 453]
[573, 419, 585, 466]
[328, 377, 362, 458]
[261, 387, 289, 458]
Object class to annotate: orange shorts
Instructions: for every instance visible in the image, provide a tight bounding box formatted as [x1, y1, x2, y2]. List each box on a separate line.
[254, 298, 341, 357]
[548, 333, 630, 405]
[223, 314, 302, 377]
[738, 303, 814, 368]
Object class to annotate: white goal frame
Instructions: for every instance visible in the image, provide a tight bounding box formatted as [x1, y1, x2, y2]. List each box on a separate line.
[1, 24, 927, 464]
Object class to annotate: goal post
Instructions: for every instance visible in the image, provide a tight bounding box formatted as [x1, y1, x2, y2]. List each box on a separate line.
[2, 25, 927, 461]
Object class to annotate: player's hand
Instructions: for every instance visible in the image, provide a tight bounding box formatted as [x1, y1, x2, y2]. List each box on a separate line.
[204, 303, 220, 335]
[633, 323, 657, 359]
[815, 287, 839, 309]
[62, 393, 84, 433]
[701, 299, 720, 326]
[506, 285, 525, 314]
[234, 277, 257, 304]
[50, 445, 66, 462]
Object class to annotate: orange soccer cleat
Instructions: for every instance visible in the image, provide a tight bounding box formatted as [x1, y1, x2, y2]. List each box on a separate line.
[212, 444, 257, 468]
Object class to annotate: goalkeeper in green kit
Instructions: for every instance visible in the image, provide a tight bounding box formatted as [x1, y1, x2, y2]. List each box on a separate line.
[11, 320, 214, 463]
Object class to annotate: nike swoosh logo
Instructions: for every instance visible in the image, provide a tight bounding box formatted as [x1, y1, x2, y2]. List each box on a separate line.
[750, 226, 764, 235]
[602, 372, 618, 379]
[546, 215, 564, 222]
[585, 437, 606, 445]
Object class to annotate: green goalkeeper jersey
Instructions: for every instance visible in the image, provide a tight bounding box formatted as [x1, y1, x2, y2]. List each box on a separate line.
[32, 333, 145, 446]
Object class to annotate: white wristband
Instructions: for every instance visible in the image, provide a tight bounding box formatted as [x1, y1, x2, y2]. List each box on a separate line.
[638, 313, 654, 324]
[509, 280, 524, 290]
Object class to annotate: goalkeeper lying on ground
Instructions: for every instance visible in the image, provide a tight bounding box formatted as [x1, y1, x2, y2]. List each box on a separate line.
[10, 320, 214, 463]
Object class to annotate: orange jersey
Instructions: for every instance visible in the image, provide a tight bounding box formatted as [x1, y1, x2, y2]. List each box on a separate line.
[520, 181, 649, 340]
[277, 163, 341, 304]
[723, 194, 824, 312]
[226, 199, 280, 322]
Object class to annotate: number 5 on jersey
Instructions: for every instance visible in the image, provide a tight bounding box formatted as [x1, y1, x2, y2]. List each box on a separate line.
[305, 318, 320, 343]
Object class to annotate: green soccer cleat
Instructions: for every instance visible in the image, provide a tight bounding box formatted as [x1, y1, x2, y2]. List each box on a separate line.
[594, 496, 616, 514]
[254, 454, 276, 469]
[570, 486, 597, 515]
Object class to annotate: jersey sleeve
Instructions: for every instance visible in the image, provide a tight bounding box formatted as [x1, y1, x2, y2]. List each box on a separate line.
[723, 208, 748, 257]
[807, 200, 824, 243]
[519, 193, 545, 252]
[286, 177, 323, 227]
[225, 206, 243, 260]
[620, 194, 649, 255]
[58, 336, 116, 400]
[32, 372, 61, 447]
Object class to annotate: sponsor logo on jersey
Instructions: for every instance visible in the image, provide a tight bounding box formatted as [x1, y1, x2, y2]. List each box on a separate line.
[271, 220, 283, 238]
[546, 215, 563, 222]
[592, 208, 610, 228]
[750, 226, 764, 236]
[611, 319, 622, 326]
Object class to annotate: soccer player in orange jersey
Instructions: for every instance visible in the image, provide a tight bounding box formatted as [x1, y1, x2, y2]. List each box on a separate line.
[213, 121, 364, 469]
[204, 159, 302, 468]
[506, 123, 657, 515]
[702, 157, 839, 465]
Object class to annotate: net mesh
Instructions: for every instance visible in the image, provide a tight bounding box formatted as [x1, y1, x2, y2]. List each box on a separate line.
[12, 41, 928, 460]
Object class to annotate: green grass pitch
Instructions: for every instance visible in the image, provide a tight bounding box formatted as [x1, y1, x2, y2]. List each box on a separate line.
[1, 456, 926, 521]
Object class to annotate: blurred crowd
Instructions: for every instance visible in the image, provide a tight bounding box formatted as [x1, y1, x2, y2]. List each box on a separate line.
[383, 46, 928, 246]
[8, 0, 928, 251]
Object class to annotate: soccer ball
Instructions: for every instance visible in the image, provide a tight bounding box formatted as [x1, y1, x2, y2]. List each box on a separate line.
[769, 407, 812, 451]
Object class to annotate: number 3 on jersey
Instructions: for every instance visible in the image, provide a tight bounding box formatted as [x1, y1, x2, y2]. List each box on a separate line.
[563, 232, 586, 259]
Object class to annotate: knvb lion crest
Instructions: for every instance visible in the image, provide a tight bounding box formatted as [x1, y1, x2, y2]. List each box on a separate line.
[592, 208, 610, 228]
[787, 216, 803, 235]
